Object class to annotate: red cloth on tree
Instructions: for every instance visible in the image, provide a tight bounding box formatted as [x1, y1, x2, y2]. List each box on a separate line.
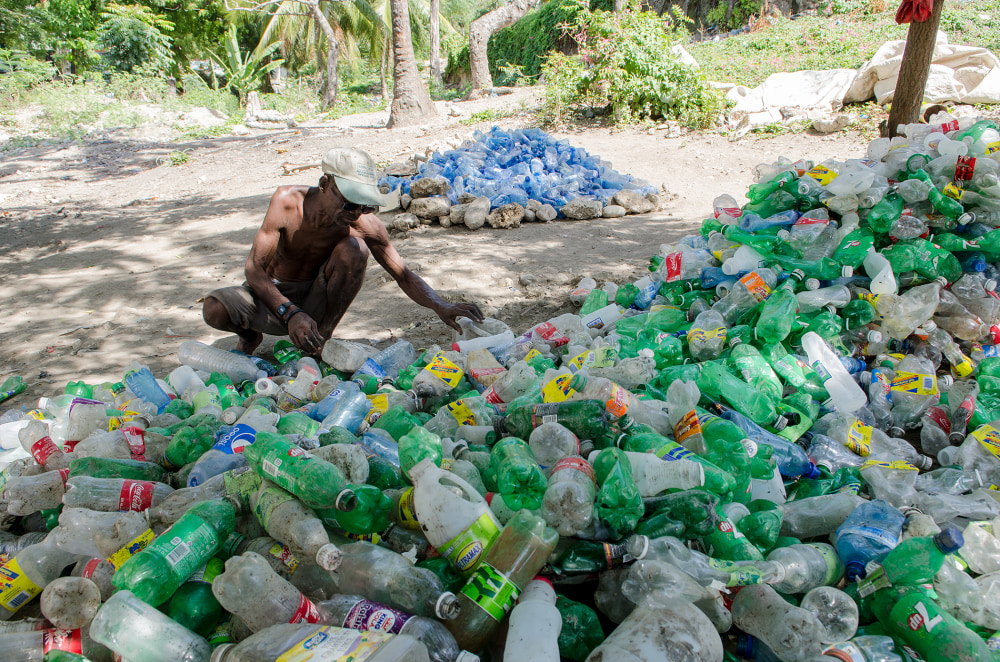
[896, 0, 933, 23]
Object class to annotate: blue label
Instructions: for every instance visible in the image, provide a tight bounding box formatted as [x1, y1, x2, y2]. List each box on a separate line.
[213, 424, 256, 454]
[356, 359, 387, 379]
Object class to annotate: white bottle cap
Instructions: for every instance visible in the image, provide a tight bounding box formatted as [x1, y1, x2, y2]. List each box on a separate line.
[37, 397, 51, 410]
[316, 543, 343, 571]
[841, 266, 853, 278]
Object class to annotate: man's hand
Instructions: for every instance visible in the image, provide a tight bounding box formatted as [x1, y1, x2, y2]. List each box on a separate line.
[436, 302, 485, 332]
[287, 312, 325, 355]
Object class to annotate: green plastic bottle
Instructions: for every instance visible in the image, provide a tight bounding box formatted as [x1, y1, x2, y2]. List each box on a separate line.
[651, 489, 763, 561]
[499, 401, 609, 441]
[867, 190, 904, 234]
[276, 411, 319, 439]
[870, 528, 964, 589]
[722, 224, 783, 254]
[164, 398, 194, 419]
[590, 448, 643, 538]
[243, 432, 353, 510]
[747, 171, 796, 203]
[162, 424, 219, 470]
[315, 484, 393, 535]
[397, 426, 442, 475]
[698, 361, 783, 429]
[580, 289, 609, 315]
[729, 337, 784, 402]
[64, 381, 94, 398]
[166, 557, 225, 637]
[112, 500, 235, 606]
[550, 537, 642, 576]
[68, 457, 167, 483]
[832, 227, 875, 268]
[490, 437, 547, 510]
[872, 585, 991, 662]
[911, 169, 965, 221]
[755, 270, 804, 346]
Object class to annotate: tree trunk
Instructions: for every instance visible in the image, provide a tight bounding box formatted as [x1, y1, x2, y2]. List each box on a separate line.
[614, 0, 625, 11]
[430, 0, 441, 87]
[386, 0, 437, 128]
[886, 0, 945, 137]
[468, 0, 543, 94]
[311, 0, 340, 109]
[380, 36, 390, 100]
[724, 0, 737, 26]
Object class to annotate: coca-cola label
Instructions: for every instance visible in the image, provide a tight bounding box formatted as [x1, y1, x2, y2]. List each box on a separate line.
[81, 558, 102, 579]
[955, 156, 976, 181]
[660, 252, 683, 282]
[212, 424, 257, 455]
[289, 593, 321, 624]
[121, 427, 146, 462]
[118, 480, 155, 512]
[534, 322, 569, 347]
[343, 599, 413, 634]
[42, 629, 82, 654]
[482, 384, 504, 404]
[939, 119, 960, 133]
[924, 406, 951, 434]
[30, 437, 59, 466]
[62, 440, 79, 453]
[58, 468, 70, 485]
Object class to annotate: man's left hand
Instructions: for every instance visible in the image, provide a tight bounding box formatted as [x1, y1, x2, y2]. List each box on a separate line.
[436, 302, 485, 332]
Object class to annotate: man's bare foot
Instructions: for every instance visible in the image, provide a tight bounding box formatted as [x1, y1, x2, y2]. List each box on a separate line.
[235, 331, 263, 355]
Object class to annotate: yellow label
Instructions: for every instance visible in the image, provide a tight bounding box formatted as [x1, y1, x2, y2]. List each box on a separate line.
[276, 627, 393, 662]
[890, 371, 938, 396]
[446, 400, 477, 426]
[951, 356, 975, 378]
[943, 182, 963, 200]
[26, 409, 48, 421]
[987, 141, 1000, 155]
[0, 558, 42, 614]
[846, 420, 873, 455]
[424, 353, 464, 388]
[566, 351, 590, 374]
[107, 529, 156, 570]
[108, 411, 140, 431]
[591, 347, 619, 368]
[973, 425, 1000, 459]
[523, 349, 542, 362]
[542, 374, 576, 403]
[605, 383, 630, 419]
[861, 459, 918, 472]
[396, 487, 421, 530]
[687, 327, 727, 344]
[367, 394, 390, 415]
[806, 164, 838, 186]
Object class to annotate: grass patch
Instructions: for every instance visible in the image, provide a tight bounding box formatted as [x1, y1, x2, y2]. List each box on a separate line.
[461, 108, 519, 125]
[160, 149, 192, 166]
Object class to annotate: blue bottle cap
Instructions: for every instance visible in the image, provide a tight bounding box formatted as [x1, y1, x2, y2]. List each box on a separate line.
[804, 462, 822, 480]
[934, 527, 964, 554]
[846, 561, 867, 582]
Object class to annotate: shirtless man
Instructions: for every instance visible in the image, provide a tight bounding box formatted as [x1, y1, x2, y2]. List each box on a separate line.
[203, 147, 484, 355]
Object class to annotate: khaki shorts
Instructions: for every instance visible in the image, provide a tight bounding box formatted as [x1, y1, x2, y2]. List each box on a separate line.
[206, 267, 329, 336]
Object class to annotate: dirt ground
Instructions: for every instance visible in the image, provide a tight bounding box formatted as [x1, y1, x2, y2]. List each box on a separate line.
[0, 87, 870, 407]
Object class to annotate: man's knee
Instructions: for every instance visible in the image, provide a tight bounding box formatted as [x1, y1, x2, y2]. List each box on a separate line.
[203, 296, 231, 329]
[328, 238, 370, 278]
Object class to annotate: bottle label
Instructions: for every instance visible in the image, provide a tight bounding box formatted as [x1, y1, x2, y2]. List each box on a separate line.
[289, 593, 321, 624]
[446, 400, 477, 426]
[343, 599, 413, 634]
[674, 409, 703, 445]
[469, 365, 505, 387]
[254, 486, 298, 531]
[687, 327, 727, 344]
[208, 619, 233, 646]
[533, 322, 570, 347]
[890, 371, 938, 396]
[269, 543, 299, 571]
[395, 487, 421, 530]
[367, 394, 390, 417]
[150, 521, 220, 578]
[659, 252, 683, 282]
[224, 466, 262, 503]
[530, 403, 561, 428]
[121, 427, 147, 461]
[806, 164, 838, 185]
[839, 524, 899, 549]
[656, 442, 694, 462]
[190, 559, 224, 585]
[441, 511, 500, 576]
[542, 375, 576, 403]
[942, 182, 963, 200]
[357, 358, 388, 380]
[523, 349, 542, 362]
[955, 155, 976, 181]
[81, 558, 102, 579]
[924, 406, 951, 433]
[424, 353, 464, 388]
[213, 424, 257, 454]
[107, 529, 156, 569]
[705, 558, 769, 586]
[42, 628, 83, 654]
[602, 541, 632, 569]
[566, 351, 590, 374]
[275, 627, 392, 662]
[119, 480, 156, 511]
[861, 459, 918, 472]
[107, 411, 140, 432]
[823, 641, 868, 662]
[259, 445, 312, 483]
[0, 558, 43, 614]
[972, 424, 1000, 459]
[30, 437, 60, 466]
[482, 384, 504, 405]
[846, 420, 873, 455]
[605, 384, 630, 418]
[551, 456, 596, 485]
[461, 562, 520, 622]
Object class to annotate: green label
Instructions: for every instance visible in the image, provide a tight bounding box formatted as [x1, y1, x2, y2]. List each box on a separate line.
[460, 562, 519, 622]
[224, 467, 262, 505]
[253, 486, 297, 530]
[146, 520, 219, 580]
[257, 444, 311, 493]
[856, 563, 892, 598]
[440, 511, 500, 576]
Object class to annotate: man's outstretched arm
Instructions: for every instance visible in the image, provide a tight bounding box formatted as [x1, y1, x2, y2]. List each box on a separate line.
[357, 214, 485, 331]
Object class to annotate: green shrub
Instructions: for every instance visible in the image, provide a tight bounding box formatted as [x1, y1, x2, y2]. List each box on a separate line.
[540, 2, 726, 128]
[97, 3, 175, 73]
[0, 49, 56, 105]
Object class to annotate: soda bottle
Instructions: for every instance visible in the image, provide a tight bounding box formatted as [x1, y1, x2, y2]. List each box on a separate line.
[243, 432, 354, 511]
[766, 542, 844, 595]
[635, 534, 779, 588]
[621, 450, 704, 495]
[444, 510, 558, 653]
[778, 491, 866, 538]
[89, 589, 212, 662]
[554, 596, 604, 662]
[187, 424, 258, 487]
[398, 427, 443, 476]
[861, 527, 964, 592]
[587, 604, 722, 661]
[731, 584, 829, 660]
[489, 437, 546, 510]
[36, 575, 100, 631]
[687, 309, 728, 361]
[802, 332, 868, 412]
[498, 401, 609, 441]
[17, 420, 68, 472]
[210, 623, 430, 662]
[540, 456, 596, 536]
[698, 361, 784, 429]
[591, 448, 643, 538]
[835, 499, 905, 581]
[112, 500, 235, 606]
[0, 533, 81, 620]
[248, 480, 341, 561]
[63, 475, 173, 512]
[53, 508, 152, 566]
[213, 552, 323, 632]
[178, 341, 265, 384]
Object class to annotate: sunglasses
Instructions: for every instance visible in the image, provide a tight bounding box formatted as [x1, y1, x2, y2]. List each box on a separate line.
[343, 201, 377, 214]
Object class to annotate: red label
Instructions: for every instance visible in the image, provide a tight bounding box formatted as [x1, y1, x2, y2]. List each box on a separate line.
[956, 156, 976, 181]
[289, 594, 320, 624]
[287, 447, 307, 458]
[482, 385, 504, 404]
[551, 457, 596, 485]
[795, 216, 829, 225]
[31, 437, 60, 466]
[940, 120, 960, 133]
[58, 468, 70, 485]
[718, 520, 735, 534]
[991, 325, 1000, 343]
[715, 206, 741, 220]
[925, 406, 951, 434]
[908, 612, 924, 631]
[660, 252, 683, 282]
[62, 440, 79, 453]
[42, 629, 83, 654]
[118, 480, 155, 512]
[82, 558, 102, 579]
[534, 322, 569, 347]
[122, 427, 146, 462]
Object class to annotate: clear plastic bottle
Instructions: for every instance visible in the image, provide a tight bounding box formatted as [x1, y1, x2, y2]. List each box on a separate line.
[802, 332, 868, 413]
[89, 589, 211, 662]
[4, 469, 69, 516]
[63, 475, 173, 512]
[248, 480, 340, 562]
[53, 508, 151, 562]
[528, 423, 579, 474]
[178, 341, 266, 384]
[39, 576, 101, 630]
[777, 492, 866, 539]
[731, 584, 828, 660]
[623, 451, 704, 496]
[540, 456, 596, 536]
[209, 624, 430, 662]
[0, 534, 83, 620]
[766, 543, 845, 594]
[322, 339, 379, 373]
[212, 552, 322, 632]
[586, 604, 722, 661]
[880, 279, 945, 340]
[687, 309, 728, 361]
[352, 341, 417, 381]
[18, 420, 68, 472]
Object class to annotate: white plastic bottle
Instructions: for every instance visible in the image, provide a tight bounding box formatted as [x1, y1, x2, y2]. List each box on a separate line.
[863, 247, 897, 296]
[504, 578, 562, 662]
[178, 341, 266, 384]
[802, 332, 867, 413]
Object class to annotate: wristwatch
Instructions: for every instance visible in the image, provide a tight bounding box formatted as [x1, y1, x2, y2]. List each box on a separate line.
[276, 302, 293, 321]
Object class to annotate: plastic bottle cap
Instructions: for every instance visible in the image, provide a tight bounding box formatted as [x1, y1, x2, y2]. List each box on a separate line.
[986, 279, 997, 292]
[37, 397, 51, 409]
[845, 561, 866, 582]
[316, 544, 343, 571]
[805, 278, 821, 290]
[436, 592, 461, 619]
[777, 229, 791, 241]
[934, 527, 964, 554]
[805, 463, 821, 480]
[841, 266, 853, 278]
[867, 330, 883, 343]
[771, 416, 788, 432]
[569, 373, 587, 392]
[210, 644, 236, 662]
[791, 269, 806, 280]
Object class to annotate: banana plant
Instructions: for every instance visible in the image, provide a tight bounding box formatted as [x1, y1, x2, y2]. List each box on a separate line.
[208, 23, 284, 104]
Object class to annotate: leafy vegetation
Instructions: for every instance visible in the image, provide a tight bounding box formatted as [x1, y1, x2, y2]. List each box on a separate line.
[209, 24, 284, 103]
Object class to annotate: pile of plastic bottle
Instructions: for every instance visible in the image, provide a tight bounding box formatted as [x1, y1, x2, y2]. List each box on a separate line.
[378, 126, 659, 210]
[4, 111, 1000, 662]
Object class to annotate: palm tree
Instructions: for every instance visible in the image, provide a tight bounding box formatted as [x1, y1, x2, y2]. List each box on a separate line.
[386, 0, 436, 126]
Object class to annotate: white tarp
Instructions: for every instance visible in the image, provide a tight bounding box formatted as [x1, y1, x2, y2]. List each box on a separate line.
[716, 31, 1000, 130]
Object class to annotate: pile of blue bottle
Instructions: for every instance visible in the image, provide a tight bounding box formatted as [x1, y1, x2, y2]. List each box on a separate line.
[379, 126, 659, 212]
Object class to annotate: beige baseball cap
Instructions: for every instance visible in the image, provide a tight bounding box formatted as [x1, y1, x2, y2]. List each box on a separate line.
[320, 147, 386, 207]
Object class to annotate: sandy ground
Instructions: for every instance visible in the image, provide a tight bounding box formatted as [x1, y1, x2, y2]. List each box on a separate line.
[0, 87, 869, 407]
